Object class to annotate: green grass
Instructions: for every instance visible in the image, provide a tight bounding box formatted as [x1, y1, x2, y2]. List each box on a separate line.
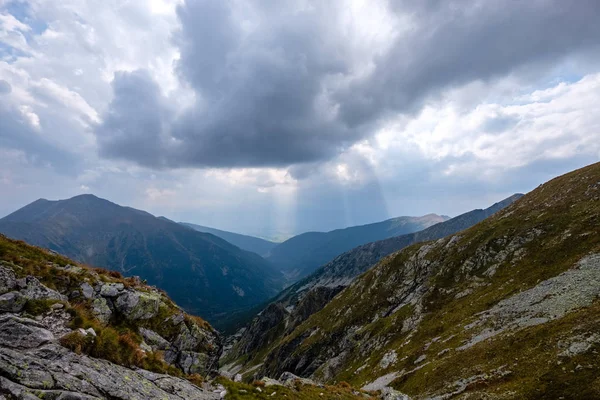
[248, 162, 600, 398]
[216, 377, 375, 400]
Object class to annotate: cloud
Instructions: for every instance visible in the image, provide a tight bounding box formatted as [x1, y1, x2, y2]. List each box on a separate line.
[0, 79, 10, 93]
[95, 0, 600, 169]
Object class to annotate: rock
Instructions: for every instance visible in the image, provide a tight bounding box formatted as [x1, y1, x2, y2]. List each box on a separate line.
[86, 327, 97, 337]
[0, 314, 54, 349]
[0, 343, 220, 399]
[0, 264, 17, 294]
[51, 302, 64, 309]
[380, 387, 411, 400]
[20, 276, 67, 302]
[139, 327, 171, 350]
[234, 374, 243, 382]
[0, 291, 26, 313]
[80, 282, 94, 299]
[91, 297, 112, 324]
[261, 377, 282, 387]
[279, 372, 318, 387]
[179, 351, 210, 375]
[99, 283, 124, 297]
[114, 291, 160, 320]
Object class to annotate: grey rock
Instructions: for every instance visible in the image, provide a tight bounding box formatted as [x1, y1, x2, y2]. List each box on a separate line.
[0, 314, 54, 349]
[0, 342, 220, 399]
[80, 282, 94, 299]
[114, 291, 160, 320]
[0, 264, 17, 294]
[0, 291, 26, 313]
[99, 283, 124, 297]
[380, 387, 411, 400]
[20, 276, 67, 302]
[91, 297, 112, 324]
[139, 327, 171, 350]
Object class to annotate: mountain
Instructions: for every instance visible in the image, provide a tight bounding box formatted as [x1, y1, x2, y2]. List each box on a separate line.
[0, 194, 285, 330]
[0, 234, 372, 399]
[181, 222, 277, 256]
[229, 162, 600, 399]
[266, 213, 449, 279]
[222, 193, 521, 369]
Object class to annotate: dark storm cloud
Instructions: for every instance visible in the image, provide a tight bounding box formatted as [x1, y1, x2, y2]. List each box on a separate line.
[96, 70, 175, 168]
[96, 0, 600, 169]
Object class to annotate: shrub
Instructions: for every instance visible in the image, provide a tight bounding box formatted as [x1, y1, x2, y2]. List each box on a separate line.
[59, 331, 90, 354]
[23, 299, 58, 316]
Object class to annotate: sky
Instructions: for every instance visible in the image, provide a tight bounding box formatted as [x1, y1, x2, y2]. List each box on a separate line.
[0, 0, 599, 240]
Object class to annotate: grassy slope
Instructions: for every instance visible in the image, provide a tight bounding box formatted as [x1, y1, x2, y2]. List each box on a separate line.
[259, 162, 600, 398]
[0, 234, 213, 380]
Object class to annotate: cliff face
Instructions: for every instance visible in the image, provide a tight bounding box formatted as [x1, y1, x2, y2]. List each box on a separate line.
[0, 235, 223, 399]
[230, 162, 600, 399]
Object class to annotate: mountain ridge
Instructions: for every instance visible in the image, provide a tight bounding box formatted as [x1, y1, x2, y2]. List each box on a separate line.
[222, 193, 522, 368]
[236, 161, 600, 399]
[266, 213, 449, 279]
[0, 194, 285, 330]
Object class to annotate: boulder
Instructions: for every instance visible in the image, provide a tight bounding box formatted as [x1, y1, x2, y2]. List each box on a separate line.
[139, 327, 171, 351]
[99, 283, 124, 297]
[80, 282, 94, 299]
[20, 276, 67, 302]
[0, 291, 26, 313]
[0, 342, 220, 399]
[0, 314, 54, 349]
[114, 291, 160, 320]
[91, 297, 112, 324]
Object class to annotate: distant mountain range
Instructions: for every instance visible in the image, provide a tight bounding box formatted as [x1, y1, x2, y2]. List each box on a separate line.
[223, 193, 523, 366]
[264, 214, 449, 279]
[181, 222, 277, 256]
[0, 194, 285, 330]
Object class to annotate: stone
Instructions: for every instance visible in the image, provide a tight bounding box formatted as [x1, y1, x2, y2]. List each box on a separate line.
[114, 291, 160, 320]
[0, 264, 17, 294]
[99, 283, 124, 297]
[0, 291, 26, 313]
[380, 387, 412, 400]
[80, 282, 94, 299]
[234, 374, 243, 382]
[139, 327, 171, 350]
[91, 297, 112, 324]
[0, 314, 54, 349]
[20, 276, 67, 302]
[0, 343, 220, 399]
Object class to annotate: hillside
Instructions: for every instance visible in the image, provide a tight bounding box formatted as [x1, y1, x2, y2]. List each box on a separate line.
[266, 214, 448, 279]
[222, 194, 521, 372]
[230, 162, 600, 399]
[0, 194, 285, 330]
[181, 222, 277, 256]
[0, 234, 375, 400]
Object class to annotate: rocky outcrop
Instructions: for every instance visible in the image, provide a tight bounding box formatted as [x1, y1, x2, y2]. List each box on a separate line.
[0, 246, 223, 399]
[0, 318, 219, 399]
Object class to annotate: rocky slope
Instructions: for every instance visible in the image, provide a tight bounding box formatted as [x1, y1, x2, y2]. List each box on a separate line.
[0, 194, 285, 330]
[223, 194, 521, 373]
[0, 234, 225, 399]
[266, 214, 449, 279]
[230, 162, 600, 399]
